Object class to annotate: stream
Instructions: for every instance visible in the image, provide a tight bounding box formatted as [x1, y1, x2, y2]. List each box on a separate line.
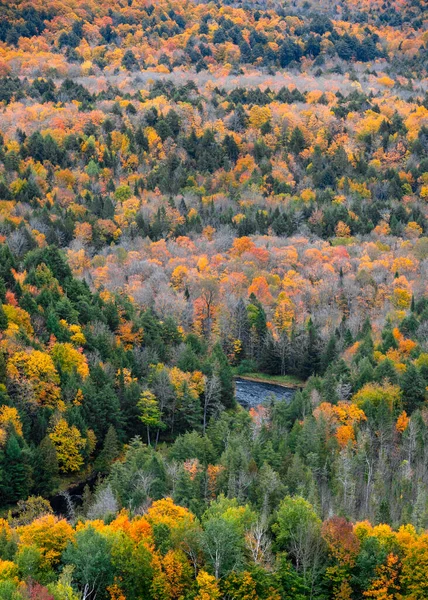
[49, 379, 296, 516]
[235, 377, 295, 408]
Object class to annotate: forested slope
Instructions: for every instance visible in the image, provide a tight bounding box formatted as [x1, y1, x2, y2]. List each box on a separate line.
[0, 0, 427, 597]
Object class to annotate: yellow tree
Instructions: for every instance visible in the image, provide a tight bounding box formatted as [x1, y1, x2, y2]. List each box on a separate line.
[194, 570, 221, 600]
[51, 342, 89, 379]
[17, 514, 74, 569]
[7, 350, 62, 409]
[49, 419, 85, 473]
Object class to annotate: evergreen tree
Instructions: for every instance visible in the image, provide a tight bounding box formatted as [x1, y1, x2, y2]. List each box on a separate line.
[94, 425, 120, 473]
[301, 319, 321, 379]
[0, 432, 31, 505]
[31, 436, 59, 497]
[401, 364, 425, 413]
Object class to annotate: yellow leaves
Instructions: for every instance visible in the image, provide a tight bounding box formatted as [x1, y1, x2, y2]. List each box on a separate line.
[232, 213, 246, 225]
[171, 265, 189, 290]
[301, 188, 316, 203]
[195, 570, 221, 600]
[349, 181, 371, 199]
[7, 350, 62, 409]
[0, 405, 22, 437]
[404, 105, 428, 141]
[377, 76, 395, 88]
[197, 255, 210, 272]
[49, 419, 85, 473]
[391, 276, 412, 310]
[353, 382, 401, 411]
[3, 304, 33, 336]
[146, 498, 194, 530]
[404, 221, 423, 239]
[18, 515, 74, 569]
[145, 126, 162, 150]
[0, 560, 18, 582]
[415, 353, 428, 370]
[248, 105, 271, 129]
[273, 294, 295, 333]
[391, 256, 417, 273]
[169, 367, 204, 400]
[69, 324, 86, 346]
[111, 130, 129, 154]
[335, 221, 351, 238]
[356, 110, 387, 138]
[51, 343, 89, 379]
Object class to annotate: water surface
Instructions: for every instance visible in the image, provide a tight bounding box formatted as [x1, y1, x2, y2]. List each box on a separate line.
[235, 377, 295, 408]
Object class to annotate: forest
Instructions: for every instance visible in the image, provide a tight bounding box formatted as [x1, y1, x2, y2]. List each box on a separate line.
[0, 0, 427, 597]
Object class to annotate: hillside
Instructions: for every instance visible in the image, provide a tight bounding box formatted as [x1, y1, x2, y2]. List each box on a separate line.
[0, 0, 427, 598]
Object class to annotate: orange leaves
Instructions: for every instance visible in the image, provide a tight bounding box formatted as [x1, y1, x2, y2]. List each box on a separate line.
[363, 553, 400, 600]
[248, 276, 273, 305]
[109, 511, 152, 544]
[116, 321, 143, 351]
[396, 411, 410, 433]
[151, 549, 193, 600]
[74, 221, 93, 243]
[336, 425, 356, 449]
[230, 236, 256, 257]
[314, 402, 366, 448]
[322, 517, 360, 567]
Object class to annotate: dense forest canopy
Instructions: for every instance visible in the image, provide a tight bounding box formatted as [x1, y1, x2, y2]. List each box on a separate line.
[0, 0, 427, 598]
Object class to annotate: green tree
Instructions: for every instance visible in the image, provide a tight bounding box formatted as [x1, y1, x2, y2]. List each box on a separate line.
[63, 525, 114, 600]
[401, 364, 425, 413]
[95, 425, 120, 473]
[273, 496, 324, 590]
[138, 391, 164, 446]
[32, 436, 59, 497]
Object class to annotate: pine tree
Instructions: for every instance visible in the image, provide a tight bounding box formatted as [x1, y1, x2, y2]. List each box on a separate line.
[0, 432, 31, 505]
[321, 336, 337, 374]
[302, 319, 321, 378]
[95, 425, 120, 473]
[401, 364, 425, 413]
[0, 305, 6, 332]
[32, 436, 59, 497]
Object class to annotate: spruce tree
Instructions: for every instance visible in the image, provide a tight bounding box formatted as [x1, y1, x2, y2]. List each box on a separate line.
[32, 436, 59, 497]
[95, 425, 120, 474]
[401, 364, 425, 413]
